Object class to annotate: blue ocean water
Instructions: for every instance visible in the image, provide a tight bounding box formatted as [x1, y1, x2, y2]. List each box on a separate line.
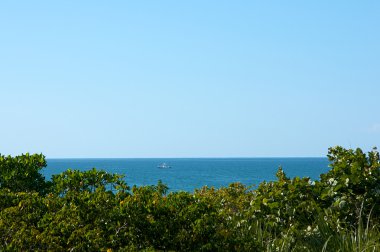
[43, 158, 330, 192]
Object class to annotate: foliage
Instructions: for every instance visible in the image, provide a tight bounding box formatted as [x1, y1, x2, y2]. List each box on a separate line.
[0, 146, 380, 251]
[319, 146, 380, 226]
[0, 153, 50, 194]
[51, 168, 130, 197]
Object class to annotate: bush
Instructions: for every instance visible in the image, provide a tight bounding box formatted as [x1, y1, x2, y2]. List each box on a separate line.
[0, 153, 50, 194]
[0, 146, 379, 251]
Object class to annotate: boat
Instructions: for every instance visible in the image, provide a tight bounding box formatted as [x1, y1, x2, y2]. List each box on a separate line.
[157, 162, 171, 169]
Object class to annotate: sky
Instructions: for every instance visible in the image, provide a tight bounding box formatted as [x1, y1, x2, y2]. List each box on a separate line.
[0, 1, 379, 158]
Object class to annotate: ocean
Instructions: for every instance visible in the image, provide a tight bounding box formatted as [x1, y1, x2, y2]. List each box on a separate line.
[43, 158, 330, 192]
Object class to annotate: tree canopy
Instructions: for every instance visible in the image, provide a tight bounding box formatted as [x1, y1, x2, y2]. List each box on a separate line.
[0, 147, 379, 251]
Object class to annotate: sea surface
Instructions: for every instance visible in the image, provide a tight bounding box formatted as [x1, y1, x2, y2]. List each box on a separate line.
[43, 158, 330, 192]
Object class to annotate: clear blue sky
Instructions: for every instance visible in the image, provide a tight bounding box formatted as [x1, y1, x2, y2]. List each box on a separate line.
[1, 1, 379, 158]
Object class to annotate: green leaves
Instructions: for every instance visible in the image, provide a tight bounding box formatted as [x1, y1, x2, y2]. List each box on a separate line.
[51, 168, 130, 197]
[0, 153, 48, 194]
[1, 147, 380, 250]
[320, 146, 380, 226]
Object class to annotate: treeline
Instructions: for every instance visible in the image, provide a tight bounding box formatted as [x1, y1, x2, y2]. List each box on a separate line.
[0, 147, 380, 251]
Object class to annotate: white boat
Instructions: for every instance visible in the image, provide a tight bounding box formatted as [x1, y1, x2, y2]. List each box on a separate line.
[157, 162, 171, 169]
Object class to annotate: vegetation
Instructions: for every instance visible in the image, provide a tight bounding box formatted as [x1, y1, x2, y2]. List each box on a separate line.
[0, 146, 379, 251]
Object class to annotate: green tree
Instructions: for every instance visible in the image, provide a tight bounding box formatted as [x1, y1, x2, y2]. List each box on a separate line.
[319, 146, 380, 226]
[51, 168, 129, 197]
[0, 153, 50, 194]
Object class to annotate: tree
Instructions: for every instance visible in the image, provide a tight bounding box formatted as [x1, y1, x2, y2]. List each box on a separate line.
[0, 153, 50, 194]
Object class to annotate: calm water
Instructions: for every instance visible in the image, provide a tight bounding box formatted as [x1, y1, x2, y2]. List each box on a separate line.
[43, 158, 330, 192]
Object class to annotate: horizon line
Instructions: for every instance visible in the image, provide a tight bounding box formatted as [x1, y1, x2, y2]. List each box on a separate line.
[46, 156, 327, 159]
